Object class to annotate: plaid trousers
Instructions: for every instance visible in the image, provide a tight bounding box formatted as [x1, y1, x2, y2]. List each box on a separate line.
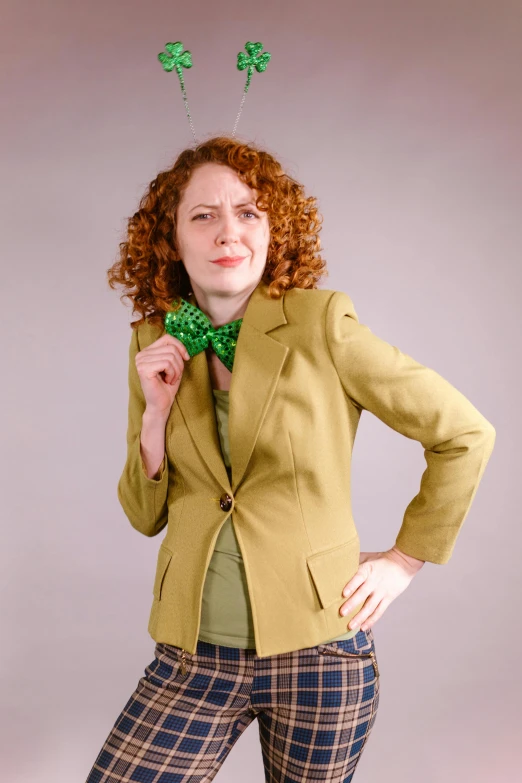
[85, 628, 380, 783]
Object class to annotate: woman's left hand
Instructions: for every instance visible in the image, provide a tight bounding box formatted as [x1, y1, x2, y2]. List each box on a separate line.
[340, 546, 425, 631]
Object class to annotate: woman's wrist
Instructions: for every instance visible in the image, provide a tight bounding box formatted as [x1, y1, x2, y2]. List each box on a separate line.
[388, 544, 425, 574]
[143, 405, 171, 424]
[140, 408, 169, 479]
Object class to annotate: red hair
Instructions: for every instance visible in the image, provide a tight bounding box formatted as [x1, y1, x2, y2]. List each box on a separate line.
[107, 135, 328, 329]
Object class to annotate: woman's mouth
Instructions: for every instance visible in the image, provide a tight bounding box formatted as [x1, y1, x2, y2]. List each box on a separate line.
[211, 256, 246, 267]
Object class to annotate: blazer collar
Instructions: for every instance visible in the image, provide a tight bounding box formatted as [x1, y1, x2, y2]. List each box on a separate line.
[175, 278, 289, 491]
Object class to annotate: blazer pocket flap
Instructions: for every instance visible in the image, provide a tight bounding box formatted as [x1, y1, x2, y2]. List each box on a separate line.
[306, 536, 360, 609]
[153, 544, 173, 600]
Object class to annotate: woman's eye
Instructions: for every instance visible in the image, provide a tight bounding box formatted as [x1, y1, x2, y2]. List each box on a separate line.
[193, 211, 258, 220]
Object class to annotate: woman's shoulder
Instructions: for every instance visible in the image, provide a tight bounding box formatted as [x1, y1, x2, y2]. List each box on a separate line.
[284, 285, 345, 303]
[131, 316, 166, 350]
[283, 286, 351, 318]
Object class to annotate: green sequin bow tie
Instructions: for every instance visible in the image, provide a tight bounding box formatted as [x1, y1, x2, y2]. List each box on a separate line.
[164, 298, 242, 372]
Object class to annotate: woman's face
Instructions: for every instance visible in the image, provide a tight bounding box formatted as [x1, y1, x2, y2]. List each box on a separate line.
[175, 162, 270, 299]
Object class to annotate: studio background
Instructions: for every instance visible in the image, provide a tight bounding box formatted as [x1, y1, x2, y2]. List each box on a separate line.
[1, 0, 520, 781]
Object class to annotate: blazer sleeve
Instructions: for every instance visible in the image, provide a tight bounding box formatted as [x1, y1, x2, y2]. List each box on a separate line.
[117, 324, 170, 537]
[325, 290, 496, 564]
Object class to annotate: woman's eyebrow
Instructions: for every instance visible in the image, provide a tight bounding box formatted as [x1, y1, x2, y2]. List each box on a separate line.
[189, 201, 256, 212]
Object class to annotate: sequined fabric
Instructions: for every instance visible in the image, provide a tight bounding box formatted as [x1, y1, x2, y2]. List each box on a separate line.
[164, 298, 242, 372]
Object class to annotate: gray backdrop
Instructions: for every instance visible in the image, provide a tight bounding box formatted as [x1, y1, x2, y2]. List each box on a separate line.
[2, 0, 520, 780]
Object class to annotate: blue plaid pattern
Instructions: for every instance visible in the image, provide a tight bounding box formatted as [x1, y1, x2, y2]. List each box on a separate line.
[85, 628, 380, 782]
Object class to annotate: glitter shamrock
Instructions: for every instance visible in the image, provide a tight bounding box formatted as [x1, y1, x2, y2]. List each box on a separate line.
[236, 41, 271, 93]
[232, 41, 271, 137]
[157, 41, 196, 142]
[158, 41, 193, 77]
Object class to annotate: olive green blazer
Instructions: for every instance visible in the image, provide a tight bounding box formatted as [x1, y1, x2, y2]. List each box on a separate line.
[117, 279, 496, 658]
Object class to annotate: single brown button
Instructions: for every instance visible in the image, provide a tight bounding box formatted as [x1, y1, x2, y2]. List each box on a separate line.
[219, 493, 233, 511]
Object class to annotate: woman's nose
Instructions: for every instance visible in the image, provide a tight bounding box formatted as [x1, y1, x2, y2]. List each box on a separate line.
[216, 217, 240, 243]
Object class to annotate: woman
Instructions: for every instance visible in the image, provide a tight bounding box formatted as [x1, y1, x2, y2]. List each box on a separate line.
[86, 136, 495, 782]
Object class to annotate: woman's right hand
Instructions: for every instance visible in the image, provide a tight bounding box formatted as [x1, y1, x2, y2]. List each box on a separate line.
[135, 334, 191, 415]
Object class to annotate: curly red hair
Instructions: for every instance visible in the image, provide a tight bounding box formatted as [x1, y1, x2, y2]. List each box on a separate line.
[107, 135, 329, 330]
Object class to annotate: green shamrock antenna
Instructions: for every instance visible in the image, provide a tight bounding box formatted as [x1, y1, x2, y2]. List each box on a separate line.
[158, 42, 196, 143]
[157, 40, 271, 143]
[232, 41, 271, 138]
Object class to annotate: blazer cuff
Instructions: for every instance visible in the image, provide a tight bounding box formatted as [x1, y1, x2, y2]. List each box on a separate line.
[117, 431, 169, 537]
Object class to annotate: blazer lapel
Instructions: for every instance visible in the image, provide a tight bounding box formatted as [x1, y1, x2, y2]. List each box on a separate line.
[175, 345, 231, 489]
[175, 279, 289, 491]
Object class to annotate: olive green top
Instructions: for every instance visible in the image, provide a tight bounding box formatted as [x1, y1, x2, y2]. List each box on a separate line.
[198, 389, 358, 648]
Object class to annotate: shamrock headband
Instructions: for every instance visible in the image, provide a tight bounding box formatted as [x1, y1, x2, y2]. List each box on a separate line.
[157, 41, 271, 144]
